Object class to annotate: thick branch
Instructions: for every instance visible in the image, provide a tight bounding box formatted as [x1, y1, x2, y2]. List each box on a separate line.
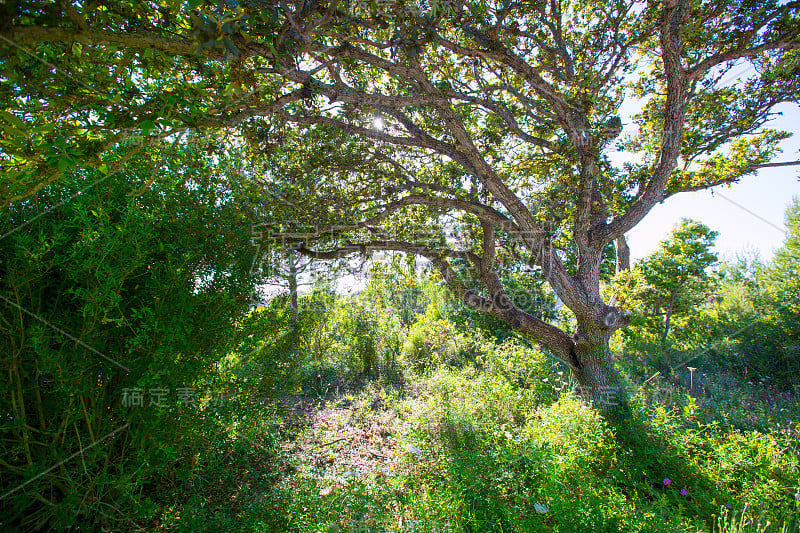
[261, 194, 517, 242]
[435, 34, 577, 127]
[1, 26, 208, 57]
[279, 70, 444, 108]
[276, 113, 443, 151]
[599, 0, 689, 242]
[296, 238, 578, 367]
[446, 93, 555, 150]
[689, 40, 800, 81]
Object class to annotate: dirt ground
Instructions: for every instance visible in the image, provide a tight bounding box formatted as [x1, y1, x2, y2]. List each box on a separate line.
[273, 385, 408, 482]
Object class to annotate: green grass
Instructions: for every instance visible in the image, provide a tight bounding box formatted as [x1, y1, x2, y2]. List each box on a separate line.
[128, 338, 799, 533]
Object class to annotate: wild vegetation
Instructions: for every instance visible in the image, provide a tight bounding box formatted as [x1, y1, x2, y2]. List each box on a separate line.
[2, 165, 800, 530]
[3, 0, 800, 411]
[2, 0, 800, 531]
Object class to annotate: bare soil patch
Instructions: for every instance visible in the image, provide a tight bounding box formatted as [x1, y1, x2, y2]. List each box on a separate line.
[274, 385, 407, 481]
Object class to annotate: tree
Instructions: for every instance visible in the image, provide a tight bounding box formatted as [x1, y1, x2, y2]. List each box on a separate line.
[255, 249, 314, 326]
[764, 198, 800, 311]
[729, 197, 800, 386]
[361, 256, 430, 327]
[2, 0, 800, 414]
[614, 219, 718, 344]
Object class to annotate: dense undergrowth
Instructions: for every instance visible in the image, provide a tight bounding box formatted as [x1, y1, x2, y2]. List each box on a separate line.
[3, 169, 800, 531]
[125, 299, 800, 533]
[4, 246, 800, 532]
[237, 347, 799, 533]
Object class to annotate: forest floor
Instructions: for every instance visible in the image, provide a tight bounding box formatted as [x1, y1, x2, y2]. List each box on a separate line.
[275, 387, 403, 482]
[266, 379, 437, 486]
[243, 382, 426, 531]
[132, 367, 800, 533]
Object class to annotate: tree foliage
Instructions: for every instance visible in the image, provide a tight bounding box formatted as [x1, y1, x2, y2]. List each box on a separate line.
[613, 219, 718, 343]
[723, 198, 800, 386]
[0, 140, 268, 528]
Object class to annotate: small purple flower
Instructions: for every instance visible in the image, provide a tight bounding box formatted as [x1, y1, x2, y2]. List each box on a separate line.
[726, 503, 733, 510]
[680, 489, 688, 495]
[663, 478, 671, 486]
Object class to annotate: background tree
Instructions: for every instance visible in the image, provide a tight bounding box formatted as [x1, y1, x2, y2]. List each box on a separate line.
[360, 256, 430, 327]
[720, 198, 800, 387]
[255, 249, 314, 326]
[2, 0, 800, 413]
[614, 219, 718, 344]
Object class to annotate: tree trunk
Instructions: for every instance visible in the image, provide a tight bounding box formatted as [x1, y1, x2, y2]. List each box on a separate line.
[288, 255, 298, 327]
[571, 318, 626, 417]
[661, 289, 677, 344]
[615, 235, 630, 274]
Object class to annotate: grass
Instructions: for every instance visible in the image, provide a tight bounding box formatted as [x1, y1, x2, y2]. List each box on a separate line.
[128, 338, 799, 533]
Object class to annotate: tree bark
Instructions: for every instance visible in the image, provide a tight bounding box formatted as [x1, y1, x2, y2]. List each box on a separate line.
[661, 289, 677, 344]
[571, 317, 625, 417]
[288, 255, 298, 327]
[615, 235, 630, 274]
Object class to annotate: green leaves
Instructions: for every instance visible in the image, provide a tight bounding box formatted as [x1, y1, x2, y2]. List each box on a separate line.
[140, 119, 157, 136]
[0, 110, 25, 134]
[43, 134, 81, 172]
[612, 219, 719, 343]
[0, 138, 267, 526]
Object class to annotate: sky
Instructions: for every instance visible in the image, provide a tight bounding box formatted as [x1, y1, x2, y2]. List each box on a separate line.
[614, 101, 800, 265]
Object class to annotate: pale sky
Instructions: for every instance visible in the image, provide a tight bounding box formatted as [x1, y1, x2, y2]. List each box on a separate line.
[621, 101, 800, 264]
[606, 45, 800, 270]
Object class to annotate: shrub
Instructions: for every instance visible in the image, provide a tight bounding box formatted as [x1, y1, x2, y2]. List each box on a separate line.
[0, 148, 263, 530]
[401, 307, 469, 372]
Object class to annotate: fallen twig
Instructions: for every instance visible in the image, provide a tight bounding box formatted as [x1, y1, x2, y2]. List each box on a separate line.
[309, 435, 352, 450]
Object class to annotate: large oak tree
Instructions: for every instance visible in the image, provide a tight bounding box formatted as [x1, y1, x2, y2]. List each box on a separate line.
[2, 0, 799, 413]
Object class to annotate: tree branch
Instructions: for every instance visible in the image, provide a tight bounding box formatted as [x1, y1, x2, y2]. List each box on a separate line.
[599, 0, 689, 242]
[295, 238, 579, 368]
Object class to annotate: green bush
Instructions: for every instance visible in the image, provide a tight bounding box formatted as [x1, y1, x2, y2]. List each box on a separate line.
[243, 474, 396, 532]
[0, 146, 266, 530]
[477, 338, 564, 407]
[290, 283, 408, 388]
[399, 382, 699, 532]
[299, 358, 353, 397]
[522, 396, 616, 484]
[616, 391, 800, 527]
[294, 285, 339, 361]
[401, 307, 470, 373]
[395, 343, 800, 533]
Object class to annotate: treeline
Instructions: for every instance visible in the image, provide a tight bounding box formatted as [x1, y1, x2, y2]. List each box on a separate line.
[613, 206, 800, 390]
